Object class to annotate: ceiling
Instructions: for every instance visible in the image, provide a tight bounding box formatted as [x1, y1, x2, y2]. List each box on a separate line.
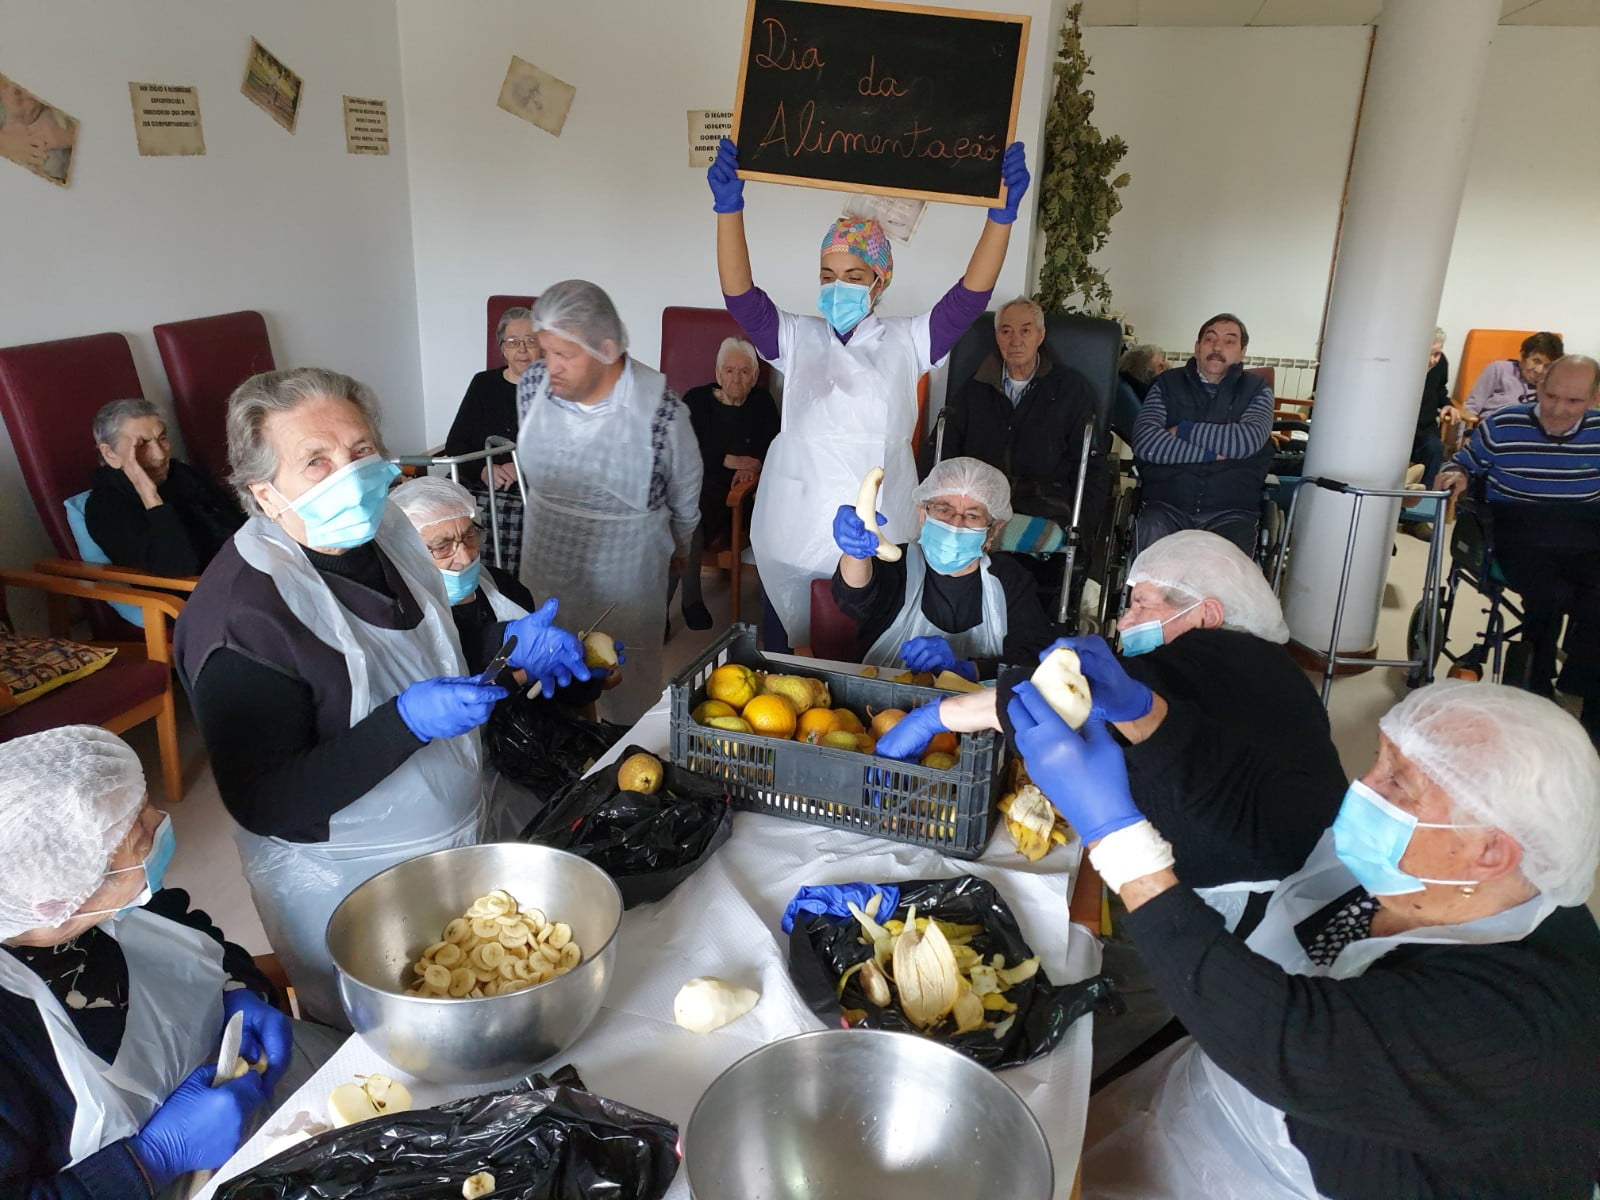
[1077, 0, 1600, 25]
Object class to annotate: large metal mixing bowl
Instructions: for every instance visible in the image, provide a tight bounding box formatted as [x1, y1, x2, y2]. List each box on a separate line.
[683, 1028, 1054, 1199]
[325, 842, 622, 1083]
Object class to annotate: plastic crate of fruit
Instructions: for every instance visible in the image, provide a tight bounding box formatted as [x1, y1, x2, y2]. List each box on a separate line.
[668, 625, 1007, 858]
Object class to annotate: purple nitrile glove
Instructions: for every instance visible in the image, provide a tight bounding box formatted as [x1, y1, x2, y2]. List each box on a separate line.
[506, 598, 592, 696]
[1049, 635, 1153, 723]
[130, 1064, 270, 1190]
[986, 142, 1031, 225]
[223, 988, 292, 1093]
[874, 700, 947, 762]
[833, 504, 886, 560]
[781, 883, 901, 934]
[1007, 680, 1141, 845]
[397, 676, 508, 742]
[707, 137, 745, 214]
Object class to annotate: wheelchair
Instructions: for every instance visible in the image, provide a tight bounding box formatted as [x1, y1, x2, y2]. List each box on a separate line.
[1407, 495, 1527, 688]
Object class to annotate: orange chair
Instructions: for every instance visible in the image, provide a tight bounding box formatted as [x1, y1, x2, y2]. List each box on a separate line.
[1452, 329, 1558, 409]
[154, 310, 275, 484]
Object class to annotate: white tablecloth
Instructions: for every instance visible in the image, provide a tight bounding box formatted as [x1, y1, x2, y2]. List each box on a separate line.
[201, 682, 1098, 1199]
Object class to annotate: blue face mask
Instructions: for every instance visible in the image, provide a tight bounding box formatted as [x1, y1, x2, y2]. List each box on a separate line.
[918, 516, 987, 575]
[441, 559, 482, 604]
[81, 812, 176, 920]
[1118, 600, 1201, 657]
[271, 455, 400, 549]
[817, 280, 874, 335]
[1331, 779, 1481, 896]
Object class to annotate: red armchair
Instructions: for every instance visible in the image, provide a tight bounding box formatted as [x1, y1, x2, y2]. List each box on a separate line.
[154, 310, 275, 484]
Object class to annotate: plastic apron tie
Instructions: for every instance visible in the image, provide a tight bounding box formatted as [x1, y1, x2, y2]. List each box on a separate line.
[862, 542, 1007, 669]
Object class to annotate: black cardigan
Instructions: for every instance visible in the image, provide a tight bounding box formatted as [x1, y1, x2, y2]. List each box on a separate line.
[1125, 884, 1600, 1197]
[83, 461, 243, 576]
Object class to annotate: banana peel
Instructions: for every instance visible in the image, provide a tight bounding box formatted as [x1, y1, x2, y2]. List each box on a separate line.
[997, 783, 1073, 861]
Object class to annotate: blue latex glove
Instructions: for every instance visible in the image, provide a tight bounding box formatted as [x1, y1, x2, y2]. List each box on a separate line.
[900, 636, 975, 681]
[833, 503, 886, 560]
[707, 137, 745, 214]
[781, 883, 901, 934]
[1050, 635, 1153, 723]
[397, 676, 508, 742]
[986, 142, 1031, 225]
[224, 988, 292, 1093]
[131, 1063, 271, 1189]
[874, 700, 947, 762]
[506, 598, 592, 696]
[1007, 680, 1141, 845]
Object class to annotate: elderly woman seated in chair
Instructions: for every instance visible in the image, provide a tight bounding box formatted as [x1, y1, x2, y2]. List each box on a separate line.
[830, 456, 1052, 682]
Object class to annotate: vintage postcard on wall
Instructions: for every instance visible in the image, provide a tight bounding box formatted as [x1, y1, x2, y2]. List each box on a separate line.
[688, 109, 732, 168]
[497, 56, 575, 137]
[129, 82, 205, 156]
[841, 193, 928, 244]
[0, 72, 78, 187]
[342, 95, 389, 155]
[241, 38, 302, 133]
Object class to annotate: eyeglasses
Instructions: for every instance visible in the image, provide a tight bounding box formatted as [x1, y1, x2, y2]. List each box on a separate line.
[924, 501, 991, 529]
[426, 525, 481, 561]
[501, 337, 539, 352]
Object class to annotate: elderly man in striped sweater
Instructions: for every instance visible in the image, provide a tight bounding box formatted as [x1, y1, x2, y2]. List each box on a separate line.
[1130, 313, 1275, 558]
[1439, 354, 1600, 739]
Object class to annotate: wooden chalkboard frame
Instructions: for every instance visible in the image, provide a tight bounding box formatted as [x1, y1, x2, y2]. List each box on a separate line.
[731, 0, 1030, 208]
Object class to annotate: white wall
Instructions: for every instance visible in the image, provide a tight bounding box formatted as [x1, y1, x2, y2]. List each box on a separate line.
[0, 0, 422, 571]
[398, 0, 1060, 445]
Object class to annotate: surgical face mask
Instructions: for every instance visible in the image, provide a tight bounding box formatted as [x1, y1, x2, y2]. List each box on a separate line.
[817, 281, 874, 335]
[441, 559, 482, 605]
[1118, 600, 1201, 657]
[918, 516, 987, 575]
[269, 454, 400, 549]
[1331, 779, 1482, 897]
[79, 812, 176, 921]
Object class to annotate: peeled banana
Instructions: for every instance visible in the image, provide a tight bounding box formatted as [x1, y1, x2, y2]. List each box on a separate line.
[327, 1073, 412, 1128]
[673, 976, 761, 1033]
[407, 889, 582, 998]
[855, 467, 901, 562]
[1032, 646, 1092, 730]
[223, 1054, 269, 1082]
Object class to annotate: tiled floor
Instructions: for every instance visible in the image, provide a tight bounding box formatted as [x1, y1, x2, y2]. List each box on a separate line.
[119, 537, 1599, 956]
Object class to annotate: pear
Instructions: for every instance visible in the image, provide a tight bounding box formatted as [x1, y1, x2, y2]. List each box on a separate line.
[762, 674, 818, 714]
[617, 752, 664, 795]
[706, 715, 753, 733]
[583, 630, 619, 670]
[821, 730, 860, 751]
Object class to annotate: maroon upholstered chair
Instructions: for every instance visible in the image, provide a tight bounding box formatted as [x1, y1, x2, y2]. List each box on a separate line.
[153, 310, 275, 483]
[487, 295, 538, 370]
[808, 576, 864, 663]
[0, 333, 197, 644]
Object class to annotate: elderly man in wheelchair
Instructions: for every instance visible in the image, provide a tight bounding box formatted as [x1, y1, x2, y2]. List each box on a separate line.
[1437, 354, 1600, 742]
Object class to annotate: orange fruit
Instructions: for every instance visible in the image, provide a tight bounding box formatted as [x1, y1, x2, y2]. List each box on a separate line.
[927, 731, 959, 757]
[855, 734, 876, 755]
[692, 699, 737, 725]
[706, 663, 760, 708]
[831, 708, 865, 735]
[796, 707, 840, 743]
[743, 693, 798, 738]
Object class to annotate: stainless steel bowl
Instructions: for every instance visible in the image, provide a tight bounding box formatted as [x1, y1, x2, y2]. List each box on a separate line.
[683, 1029, 1054, 1200]
[325, 842, 622, 1083]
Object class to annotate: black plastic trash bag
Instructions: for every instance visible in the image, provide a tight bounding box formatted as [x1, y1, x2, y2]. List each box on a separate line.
[485, 691, 628, 812]
[522, 744, 733, 908]
[788, 874, 1120, 1070]
[217, 1066, 678, 1200]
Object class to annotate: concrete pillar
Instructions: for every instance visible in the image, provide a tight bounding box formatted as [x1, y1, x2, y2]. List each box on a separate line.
[1282, 0, 1499, 660]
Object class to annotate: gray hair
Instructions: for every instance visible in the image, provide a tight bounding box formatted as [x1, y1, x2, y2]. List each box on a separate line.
[91, 397, 161, 451]
[495, 306, 533, 346]
[225, 367, 386, 516]
[1432, 326, 1446, 346]
[715, 336, 759, 374]
[994, 296, 1044, 331]
[1119, 344, 1166, 386]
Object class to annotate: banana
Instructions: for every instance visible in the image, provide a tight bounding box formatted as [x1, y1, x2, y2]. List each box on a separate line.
[407, 891, 583, 998]
[892, 905, 961, 1029]
[673, 976, 762, 1033]
[999, 784, 1059, 862]
[1031, 646, 1093, 730]
[462, 1172, 497, 1199]
[855, 467, 902, 562]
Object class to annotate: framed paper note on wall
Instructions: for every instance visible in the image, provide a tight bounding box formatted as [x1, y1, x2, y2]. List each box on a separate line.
[241, 37, 302, 133]
[343, 96, 389, 155]
[496, 56, 576, 138]
[129, 83, 205, 156]
[0, 71, 78, 187]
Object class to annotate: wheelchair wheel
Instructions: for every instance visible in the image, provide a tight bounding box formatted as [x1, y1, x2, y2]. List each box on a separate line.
[1405, 595, 1445, 689]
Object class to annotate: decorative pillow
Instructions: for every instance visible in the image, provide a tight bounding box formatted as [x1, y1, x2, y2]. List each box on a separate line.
[1, 630, 116, 710]
[997, 513, 1066, 555]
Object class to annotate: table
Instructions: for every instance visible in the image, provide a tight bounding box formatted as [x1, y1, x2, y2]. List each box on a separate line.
[202, 682, 1099, 1199]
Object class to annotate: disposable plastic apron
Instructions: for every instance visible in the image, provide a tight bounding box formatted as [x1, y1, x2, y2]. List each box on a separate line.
[862, 543, 1007, 669]
[0, 910, 224, 1166]
[473, 563, 536, 841]
[476, 569, 528, 620]
[517, 362, 674, 726]
[1083, 832, 1559, 1199]
[1195, 878, 1278, 933]
[751, 313, 923, 646]
[232, 507, 483, 1025]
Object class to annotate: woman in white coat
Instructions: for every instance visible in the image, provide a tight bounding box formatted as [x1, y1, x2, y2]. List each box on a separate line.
[1007, 678, 1600, 1198]
[707, 137, 1031, 650]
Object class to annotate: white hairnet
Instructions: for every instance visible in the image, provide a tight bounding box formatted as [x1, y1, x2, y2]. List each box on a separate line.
[1127, 530, 1289, 643]
[1379, 680, 1600, 907]
[532, 280, 628, 365]
[0, 726, 147, 938]
[390, 475, 477, 531]
[911, 457, 1013, 524]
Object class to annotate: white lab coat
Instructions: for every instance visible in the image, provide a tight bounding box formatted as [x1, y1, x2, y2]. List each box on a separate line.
[232, 507, 485, 1026]
[1080, 832, 1560, 1198]
[516, 359, 701, 725]
[861, 543, 1007, 669]
[750, 309, 931, 647]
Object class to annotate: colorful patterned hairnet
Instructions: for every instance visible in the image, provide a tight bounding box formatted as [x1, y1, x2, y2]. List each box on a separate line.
[820, 218, 893, 291]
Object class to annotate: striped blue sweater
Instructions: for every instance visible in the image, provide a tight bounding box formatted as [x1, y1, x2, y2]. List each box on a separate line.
[1449, 403, 1600, 502]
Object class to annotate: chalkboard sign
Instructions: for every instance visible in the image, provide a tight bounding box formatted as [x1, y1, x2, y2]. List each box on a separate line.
[732, 0, 1029, 207]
